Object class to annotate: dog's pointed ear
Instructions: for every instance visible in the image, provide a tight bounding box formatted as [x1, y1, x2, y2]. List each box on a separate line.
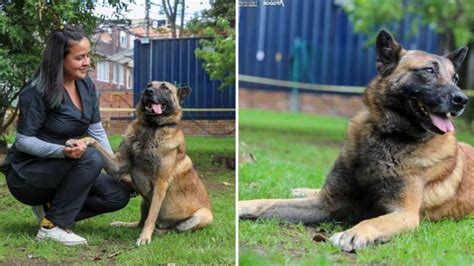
[445, 47, 468, 71]
[376, 30, 404, 76]
[177, 86, 191, 103]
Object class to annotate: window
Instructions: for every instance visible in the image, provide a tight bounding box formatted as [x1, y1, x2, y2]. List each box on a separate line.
[118, 65, 124, 85]
[127, 71, 133, 90]
[112, 63, 118, 84]
[97, 61, 109, 82]
[120, 31, 128, 48]
[129, 34, 136, 49]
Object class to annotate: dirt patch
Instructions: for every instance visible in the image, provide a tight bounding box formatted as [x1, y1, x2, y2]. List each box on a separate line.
[240, 224, 360, 265]
[81, 241, 123, 264]
[211, 155, 235, 170]
[199, 169, 235, 193]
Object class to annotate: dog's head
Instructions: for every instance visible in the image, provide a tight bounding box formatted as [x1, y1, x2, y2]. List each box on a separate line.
[365, 30, 468, 137]
[137, 81, 191, 126]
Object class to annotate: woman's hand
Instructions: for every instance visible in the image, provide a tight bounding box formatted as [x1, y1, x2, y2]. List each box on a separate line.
[64, 139, 87, 159]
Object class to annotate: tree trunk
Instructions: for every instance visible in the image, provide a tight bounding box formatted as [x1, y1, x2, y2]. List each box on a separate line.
[162, 0, 179, 38]
[180, 0, 185, 37]
[0, 139, 7, 155]
[0, 109, 8, 155]
[170, 20, 177, 38]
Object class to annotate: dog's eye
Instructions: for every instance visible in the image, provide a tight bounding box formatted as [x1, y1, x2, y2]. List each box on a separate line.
[453, 73, 459, 84]
[423, 67, 434, 74]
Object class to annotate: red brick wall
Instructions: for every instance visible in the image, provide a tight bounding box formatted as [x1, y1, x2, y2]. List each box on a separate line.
[240, 88, 366, 117]
[239, 89, 290, 111]
[98, 91, 134, 120]
[102, 118, 235, 136]
[99, 91, 134, 108]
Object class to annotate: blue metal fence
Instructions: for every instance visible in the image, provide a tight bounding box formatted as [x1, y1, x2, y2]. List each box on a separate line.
[134, 37, 235, 119]
[239, 0, 439, 90]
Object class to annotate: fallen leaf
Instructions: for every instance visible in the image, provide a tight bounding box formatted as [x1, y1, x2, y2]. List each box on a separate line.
[108, 252, 121, 258]
[312, 233, 328, 243]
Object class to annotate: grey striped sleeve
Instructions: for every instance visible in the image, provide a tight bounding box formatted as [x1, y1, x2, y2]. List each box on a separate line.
[15, 133, 65, 158]
[87, 122, 113, 155]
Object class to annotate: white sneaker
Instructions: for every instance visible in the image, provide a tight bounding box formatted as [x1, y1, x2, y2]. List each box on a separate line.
[36, 227, 88, 246]
[31, 205, 45, 225]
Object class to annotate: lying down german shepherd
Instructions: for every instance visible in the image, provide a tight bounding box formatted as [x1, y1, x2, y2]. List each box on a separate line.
[239, 30, 474, 252]
[68, 82, 212, 245]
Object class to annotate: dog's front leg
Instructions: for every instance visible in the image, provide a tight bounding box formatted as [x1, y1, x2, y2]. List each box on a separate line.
[136, 177, 171, 245]
[239, 196, 332, 225]
[67, 137, 130, 179]
[330, 179, 423, 252]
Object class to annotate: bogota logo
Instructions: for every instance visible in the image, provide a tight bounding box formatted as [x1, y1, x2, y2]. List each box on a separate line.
[263, 0, 284, 7]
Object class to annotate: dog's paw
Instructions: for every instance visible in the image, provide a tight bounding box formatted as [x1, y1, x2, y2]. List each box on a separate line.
[136, 235, 152, 246]
[81, 137, 97, 146]
[290, 188, 320, 198]
[65, 139, 77, 148]
[238, 200, 258, 219]
[330, 229, 373, 252]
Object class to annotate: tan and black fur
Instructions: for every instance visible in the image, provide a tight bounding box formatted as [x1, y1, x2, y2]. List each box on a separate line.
[239, 30, 474, 251]
[69, 81, 212, 245]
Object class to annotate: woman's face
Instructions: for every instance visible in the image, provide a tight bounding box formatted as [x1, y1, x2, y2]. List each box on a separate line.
[63, 37, 91, 81]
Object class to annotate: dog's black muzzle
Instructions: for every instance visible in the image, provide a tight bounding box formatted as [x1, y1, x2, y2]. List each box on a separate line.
[420, 85, 468, 118]
[440, 86, 468, 117]
[450, 90, 468, 114]
[143, 87, 164, 104]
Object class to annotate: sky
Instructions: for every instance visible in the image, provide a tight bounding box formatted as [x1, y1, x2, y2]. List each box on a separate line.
[94, 0, 211, 23]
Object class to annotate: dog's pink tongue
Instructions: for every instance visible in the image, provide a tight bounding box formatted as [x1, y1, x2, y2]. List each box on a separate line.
[152, 104, 162, 114]
[430, 113, 454, 133]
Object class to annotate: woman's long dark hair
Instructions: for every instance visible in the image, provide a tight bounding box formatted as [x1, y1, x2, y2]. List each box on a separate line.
[34, 24, 88, 109]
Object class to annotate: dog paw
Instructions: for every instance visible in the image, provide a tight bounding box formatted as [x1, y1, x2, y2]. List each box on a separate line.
[238, 200, 258, 219]
[330, 230, 373, 252]
[81, 137, 97, 146]
[65, 139, 77, 148]
[290, 188, 320, 198]
[136, 235, 152, 246]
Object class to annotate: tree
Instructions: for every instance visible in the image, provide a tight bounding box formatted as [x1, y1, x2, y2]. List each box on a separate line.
[161, 0, 180, 38]
[194, 17, 235, 91]
[186, 0, 235, 35]
[0, 0, 131, 153]
[188, 0, 235, 91]
[341, 0, 474, 90]
[179, 0, 184, 37]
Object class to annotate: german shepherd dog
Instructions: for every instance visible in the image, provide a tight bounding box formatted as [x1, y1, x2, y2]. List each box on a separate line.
[68, 81, 213, 245]
[239, 30, 474, 252]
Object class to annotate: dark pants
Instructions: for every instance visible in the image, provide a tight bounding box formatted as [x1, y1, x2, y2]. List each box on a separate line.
[6, 148, 130, 229]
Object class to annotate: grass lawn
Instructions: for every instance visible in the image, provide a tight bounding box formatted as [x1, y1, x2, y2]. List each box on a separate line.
[239, 109, 474, 265]
[0, 135, 235, 265]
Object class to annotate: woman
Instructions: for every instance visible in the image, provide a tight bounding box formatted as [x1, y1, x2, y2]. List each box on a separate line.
[0, 24, 130, 246]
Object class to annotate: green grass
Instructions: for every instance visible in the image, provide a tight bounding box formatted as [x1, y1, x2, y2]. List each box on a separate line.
[239, 109, 474, 265]
[0, 135, 235, 265]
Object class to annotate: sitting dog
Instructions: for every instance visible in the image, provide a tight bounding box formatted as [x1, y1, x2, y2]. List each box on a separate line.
[239, 30, 474, 252]
[69, 81, 213, 245]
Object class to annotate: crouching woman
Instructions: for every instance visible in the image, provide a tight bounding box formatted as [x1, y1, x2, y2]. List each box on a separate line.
[0, 24, 130, 246]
